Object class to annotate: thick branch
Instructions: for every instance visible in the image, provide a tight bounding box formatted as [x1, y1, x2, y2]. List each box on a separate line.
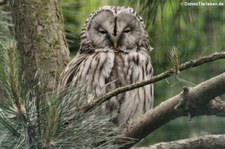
[84, 52, 225, 111]
[122, 72, 225, 148]
[134, 134, 225, 149]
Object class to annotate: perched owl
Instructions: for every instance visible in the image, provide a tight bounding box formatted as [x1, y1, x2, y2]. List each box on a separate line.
[59, 6, 154, 126]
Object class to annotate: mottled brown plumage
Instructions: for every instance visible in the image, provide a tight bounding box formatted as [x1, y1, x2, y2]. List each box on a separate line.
[59, 6, 154, 126]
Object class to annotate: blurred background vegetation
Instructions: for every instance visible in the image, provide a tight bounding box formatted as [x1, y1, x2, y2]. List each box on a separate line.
[60, 0, 225, 146]
[0, 0, 224, 147]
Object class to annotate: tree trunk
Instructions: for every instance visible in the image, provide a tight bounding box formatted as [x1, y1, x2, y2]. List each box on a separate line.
[9, 0, 69, 92]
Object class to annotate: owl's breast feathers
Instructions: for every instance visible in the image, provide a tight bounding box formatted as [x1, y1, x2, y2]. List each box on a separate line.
[58, 48, 153, 125]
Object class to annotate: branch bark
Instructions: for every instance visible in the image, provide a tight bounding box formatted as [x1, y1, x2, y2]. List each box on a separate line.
[84, 52, 225, 112]
[122, 72, 225, 148]
[133, 134, 225, 149]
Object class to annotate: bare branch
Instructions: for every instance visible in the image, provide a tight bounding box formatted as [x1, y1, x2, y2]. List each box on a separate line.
[84, 52, 225, 112]
[133, 134, 225, 149]
[122, 72, 225, 148]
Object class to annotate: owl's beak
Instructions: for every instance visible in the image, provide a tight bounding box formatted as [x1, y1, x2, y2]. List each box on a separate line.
[113, 41, 118, 49]
[111, 33, 119, 49]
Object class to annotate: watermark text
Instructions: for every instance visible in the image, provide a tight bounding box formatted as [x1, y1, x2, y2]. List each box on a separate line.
[180, 1, 224, 7]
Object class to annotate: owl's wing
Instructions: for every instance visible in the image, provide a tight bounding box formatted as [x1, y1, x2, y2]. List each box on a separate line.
[58, 50, 115, 96]
[116, 49, 154, 125]
[58, 53, 86, 88]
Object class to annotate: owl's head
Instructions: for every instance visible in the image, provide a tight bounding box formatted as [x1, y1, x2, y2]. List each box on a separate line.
[80, 6, 151, 52]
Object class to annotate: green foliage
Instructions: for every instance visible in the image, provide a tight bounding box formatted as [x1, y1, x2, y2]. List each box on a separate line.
[0, 3, 129, 148]
[0, 38, 129, 148]
[0, 0, 224, 147]
[121, 0, 225, 146]
[0, 10, 13, 38]
[61, 0, 225, 147]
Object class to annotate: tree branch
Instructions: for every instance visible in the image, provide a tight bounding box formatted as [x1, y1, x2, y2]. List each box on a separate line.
[133, 134, 225, 149]
[122, 72, 225, 148]
[84, 51, 225, 112]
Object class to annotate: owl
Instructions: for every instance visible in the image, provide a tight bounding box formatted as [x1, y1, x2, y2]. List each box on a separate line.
[59, 6, 154, 126]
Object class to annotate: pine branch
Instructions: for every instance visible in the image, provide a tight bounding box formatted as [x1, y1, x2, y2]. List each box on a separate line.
[0, 39, 38, 147]
[133, 134, 225, 149]
[84, 52, 225, 112]
[122, 72, 225, 148]
[60, 51, 225, 147]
